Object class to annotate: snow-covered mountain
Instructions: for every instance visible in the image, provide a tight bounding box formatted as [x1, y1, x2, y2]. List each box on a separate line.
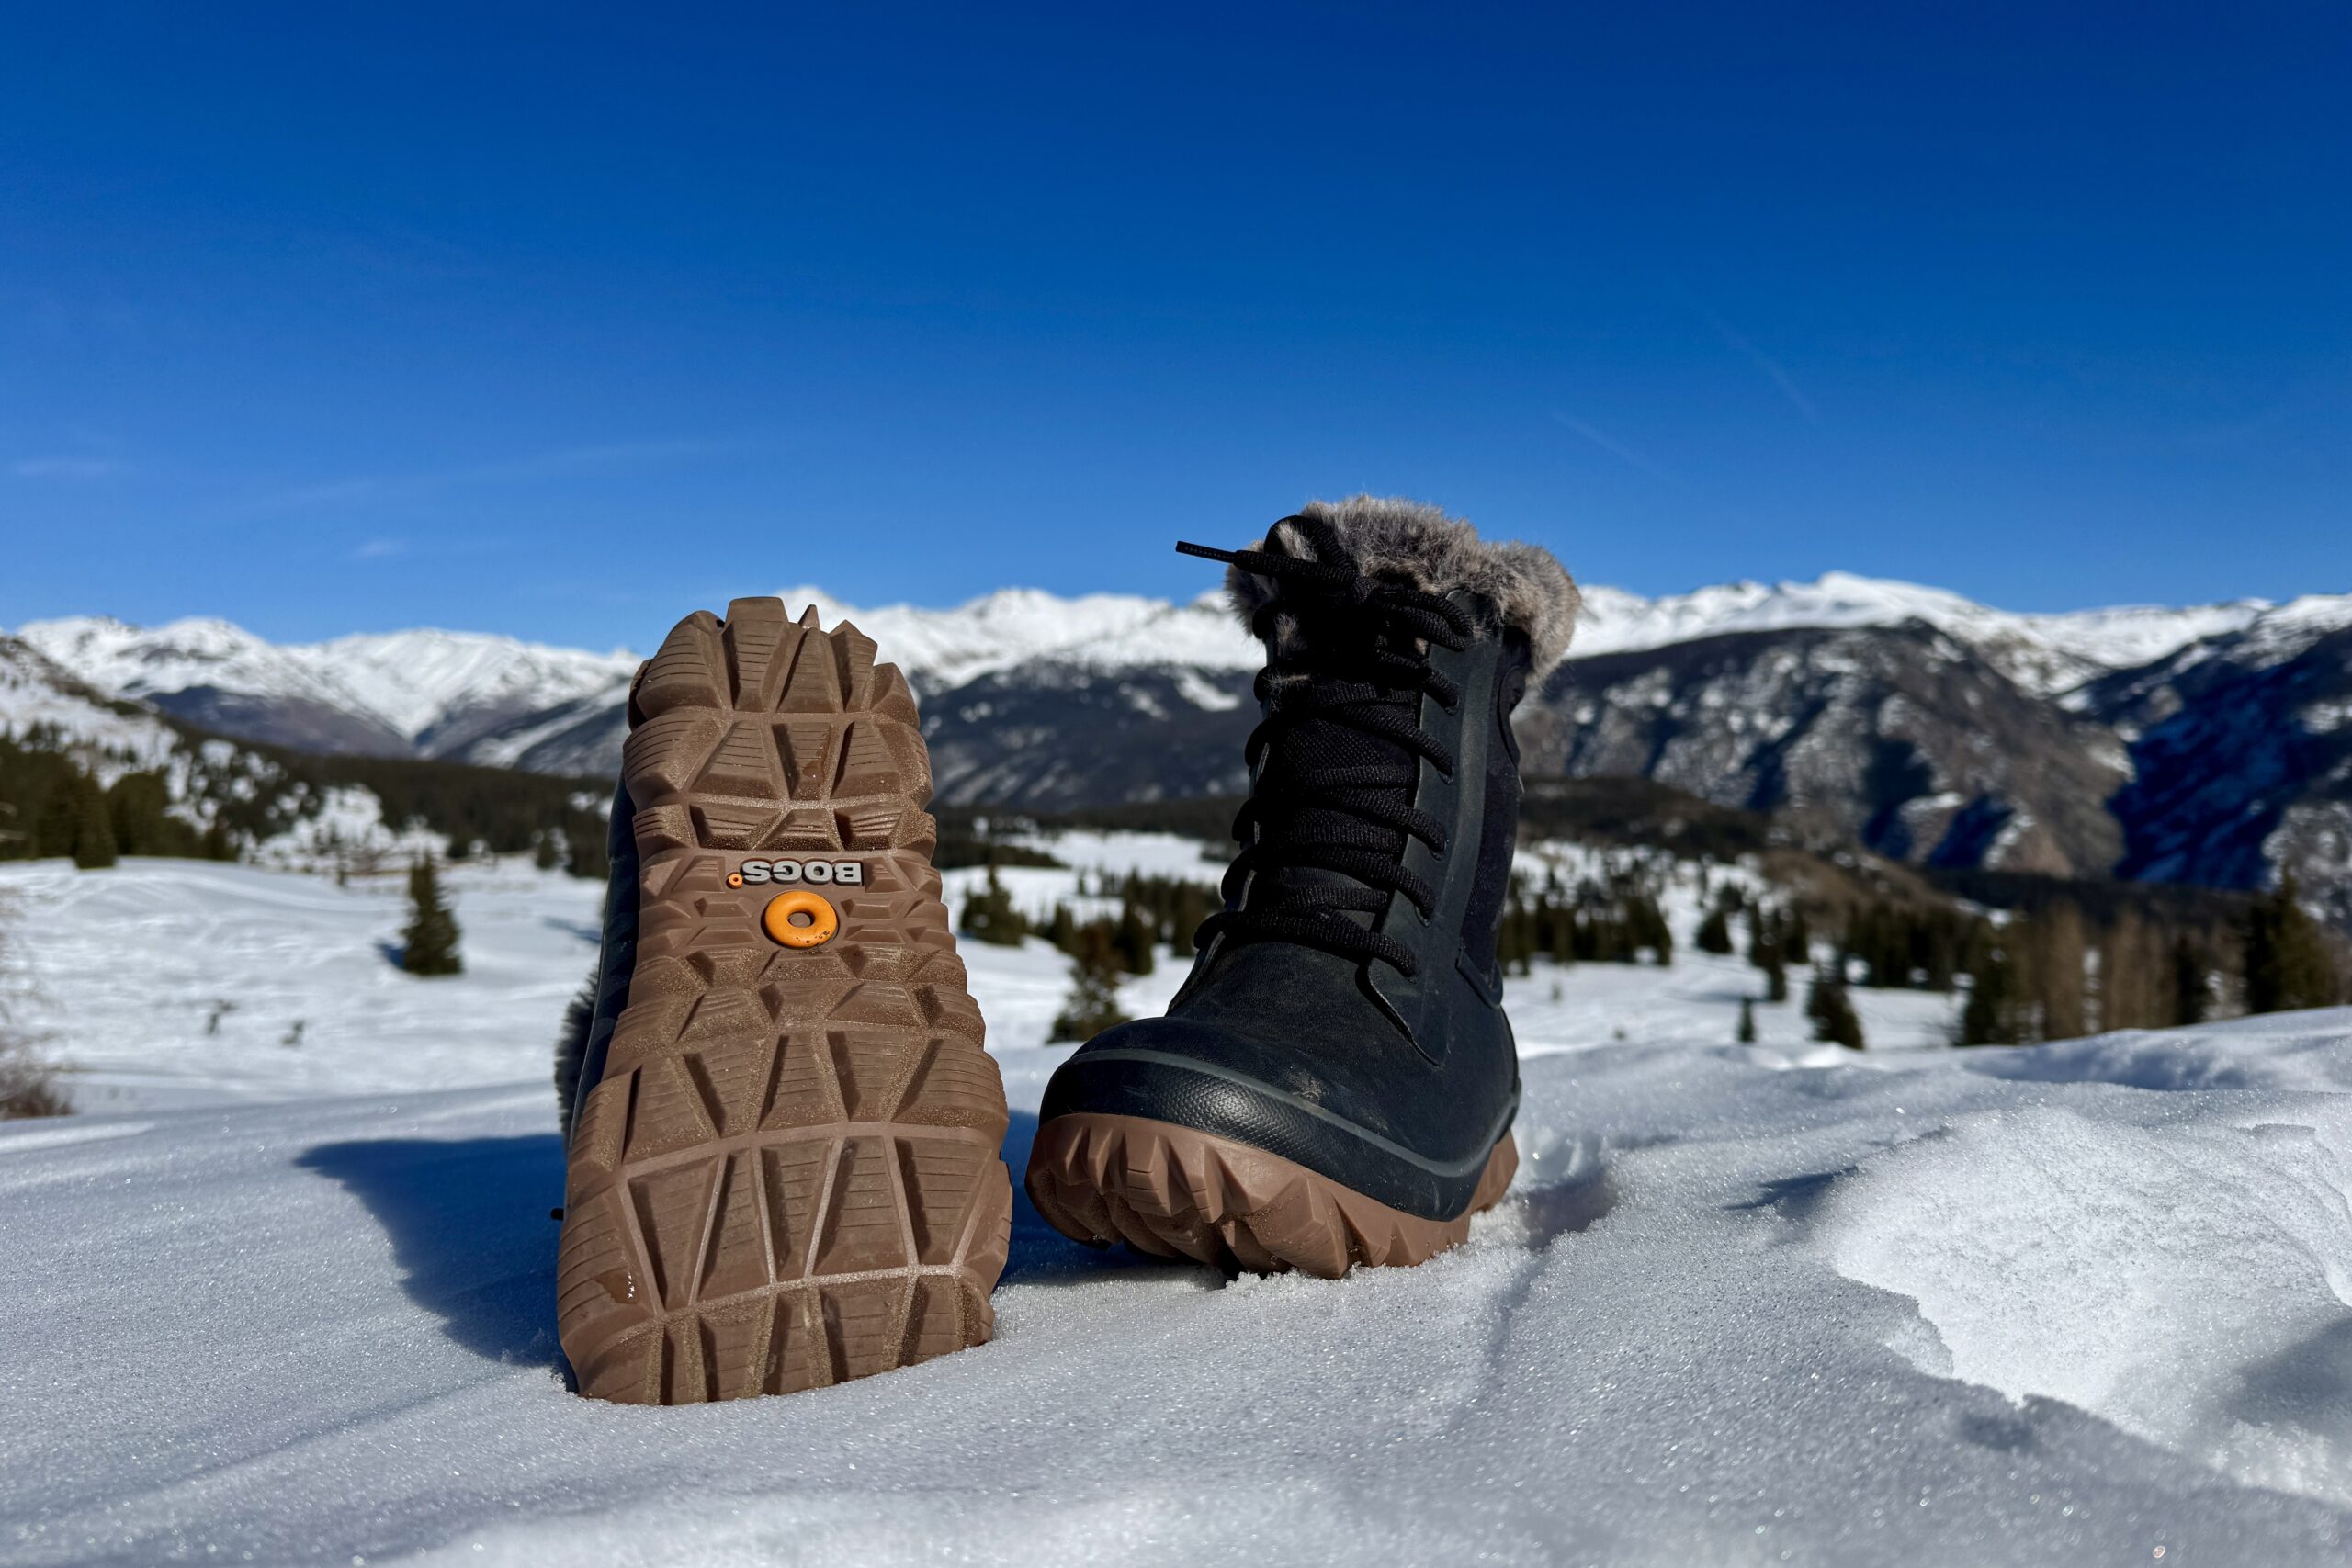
[11, 572, 2352, 920]
[23, 574, 2351, 762]
[778, 584, 1256, 688]
[9, 590, 1257, 773]
[0, 635, 185, 773]
[1575, 572, 2344, 695]
[13, 615, 640, 758]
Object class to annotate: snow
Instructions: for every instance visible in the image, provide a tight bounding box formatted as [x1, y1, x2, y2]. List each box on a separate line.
[243, 784, 452, 874]
[11, 616, 638, 746]
[305, 629, 637, 739]
[0, 638, 183, 771]
[775, 584, 1260, 689]
[0, 858, 601, 1108]
[20, 575, 2350, 764]
[1575, 572, 2342, 696]
[7, 852, 2352, 1563]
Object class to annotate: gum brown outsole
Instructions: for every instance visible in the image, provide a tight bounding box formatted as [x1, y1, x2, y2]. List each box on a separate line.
[1024, 1113, 1518, 1278]
[557, 600, 1012, 1404]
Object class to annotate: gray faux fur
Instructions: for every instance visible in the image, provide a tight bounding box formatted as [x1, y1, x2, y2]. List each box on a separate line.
[1226, 495, 1581, 674]
[554, 976, 594, 1139]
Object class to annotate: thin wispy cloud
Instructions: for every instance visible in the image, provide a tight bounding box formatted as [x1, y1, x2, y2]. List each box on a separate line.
[352, 537, 408, 560]
[245, 437, 752, 515]
[1547, 411, 1689, 490]
[1698, 307, 1820, 423]
[13, 457, 124, 479]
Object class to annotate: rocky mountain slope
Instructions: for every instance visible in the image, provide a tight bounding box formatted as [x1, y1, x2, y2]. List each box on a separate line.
[12, 574, 2352, 917]
[13, 615, 639, 761]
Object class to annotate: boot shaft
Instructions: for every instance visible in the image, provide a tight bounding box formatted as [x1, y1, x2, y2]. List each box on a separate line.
[1177, 497, 1578, 1057]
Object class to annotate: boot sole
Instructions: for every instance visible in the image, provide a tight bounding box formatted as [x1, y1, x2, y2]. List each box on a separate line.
[1024, 1113, 1517, 1278]
[557, 600, 1012, 1404]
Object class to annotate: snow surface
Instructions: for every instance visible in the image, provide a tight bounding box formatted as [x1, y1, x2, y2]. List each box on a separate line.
[6, 851, 2352, 1564]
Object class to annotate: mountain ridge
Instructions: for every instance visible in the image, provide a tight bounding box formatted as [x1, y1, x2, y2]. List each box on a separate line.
[21, 570, 2348, 728]
[9, 572, 2352, 924]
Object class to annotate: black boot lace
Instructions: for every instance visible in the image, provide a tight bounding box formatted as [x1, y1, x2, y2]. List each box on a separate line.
[1176, 515, 1475, 977]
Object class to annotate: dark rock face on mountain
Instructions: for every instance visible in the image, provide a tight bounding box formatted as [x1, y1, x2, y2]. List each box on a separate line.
[1521, 622, 2133, 878]
[2098, 623, 2352, 929]
[139, 688, 412, 759]
[922, 666, 1256, 808]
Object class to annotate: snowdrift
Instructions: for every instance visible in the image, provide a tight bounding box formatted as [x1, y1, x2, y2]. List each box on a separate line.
[5, 859, 2352, 1564]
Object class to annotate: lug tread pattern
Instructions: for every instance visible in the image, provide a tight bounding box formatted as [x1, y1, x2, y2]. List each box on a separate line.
[1024, 1114, 1517, 1280]
[560, 603, 1011, 1405]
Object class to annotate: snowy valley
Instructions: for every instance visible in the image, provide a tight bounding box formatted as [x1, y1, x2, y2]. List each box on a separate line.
[5, 577, 2352, 1562]
[4, 846, 2352, 1563]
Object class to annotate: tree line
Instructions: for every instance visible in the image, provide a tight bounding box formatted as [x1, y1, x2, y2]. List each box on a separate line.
[0, 735, 232, 867]
[1, 725, 611, 877]
[959, 865, 1224, 1043]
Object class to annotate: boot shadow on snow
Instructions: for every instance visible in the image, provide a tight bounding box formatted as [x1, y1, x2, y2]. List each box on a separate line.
[299, 1133, 568, 1370]
[301, 1112, 1126, 1374]
[304, 1111, 1604, 1374]
[1001, 1111, 1178, 1286]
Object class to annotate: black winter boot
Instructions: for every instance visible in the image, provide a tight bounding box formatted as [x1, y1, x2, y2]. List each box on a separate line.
[1027, 497, 1579, 1276]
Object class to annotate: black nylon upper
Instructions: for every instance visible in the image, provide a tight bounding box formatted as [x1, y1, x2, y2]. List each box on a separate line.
[1038, 522, 1534, 1221]
[1179, 515, 1476, 978]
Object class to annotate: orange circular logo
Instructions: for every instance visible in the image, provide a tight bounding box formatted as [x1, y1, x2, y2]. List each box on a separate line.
[762, 890, 838, 948]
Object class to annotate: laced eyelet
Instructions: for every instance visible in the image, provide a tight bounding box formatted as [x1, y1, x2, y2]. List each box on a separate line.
[1179, 517, 1470, 978]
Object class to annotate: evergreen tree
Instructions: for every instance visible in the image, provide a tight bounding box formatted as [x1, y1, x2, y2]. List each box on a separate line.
[2171, 935, 2211, 1026]
[106, 772, 175, 856]
[32, 779, 74, 859]
[561, 811, 610, 881]
[1765, 947, 1790, 1004]
[70, 773, 118, 870]
[957, 867, 1029, 947]
[1784, 907, 1812, 964]
[1543, 896, 1577, 965]
[1959, 947, 2026, 1045]
[1112, 902, 1157, 976]
[1045, 902, 1078, 955]
[1049, 927, 1130, 1043]
[2034, 902, 2087, 1040]
[2097, 911, 2147, 1031]
[26, 762, 119, 869]
[1628, 891, 1674, 966]
[1695, 908, 1734, 955]
[1169, 887, 1204, 959]
[400, 858, 464, 976]
[1737, 997, 1758, 1044]
[1806, 969, 1865, 1050]
[2244, 878, 2340, 1014]
[533, 831, 562, 871]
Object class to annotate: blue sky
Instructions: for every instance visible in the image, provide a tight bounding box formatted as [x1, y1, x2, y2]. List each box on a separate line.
[2, 3, 2346, 648]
